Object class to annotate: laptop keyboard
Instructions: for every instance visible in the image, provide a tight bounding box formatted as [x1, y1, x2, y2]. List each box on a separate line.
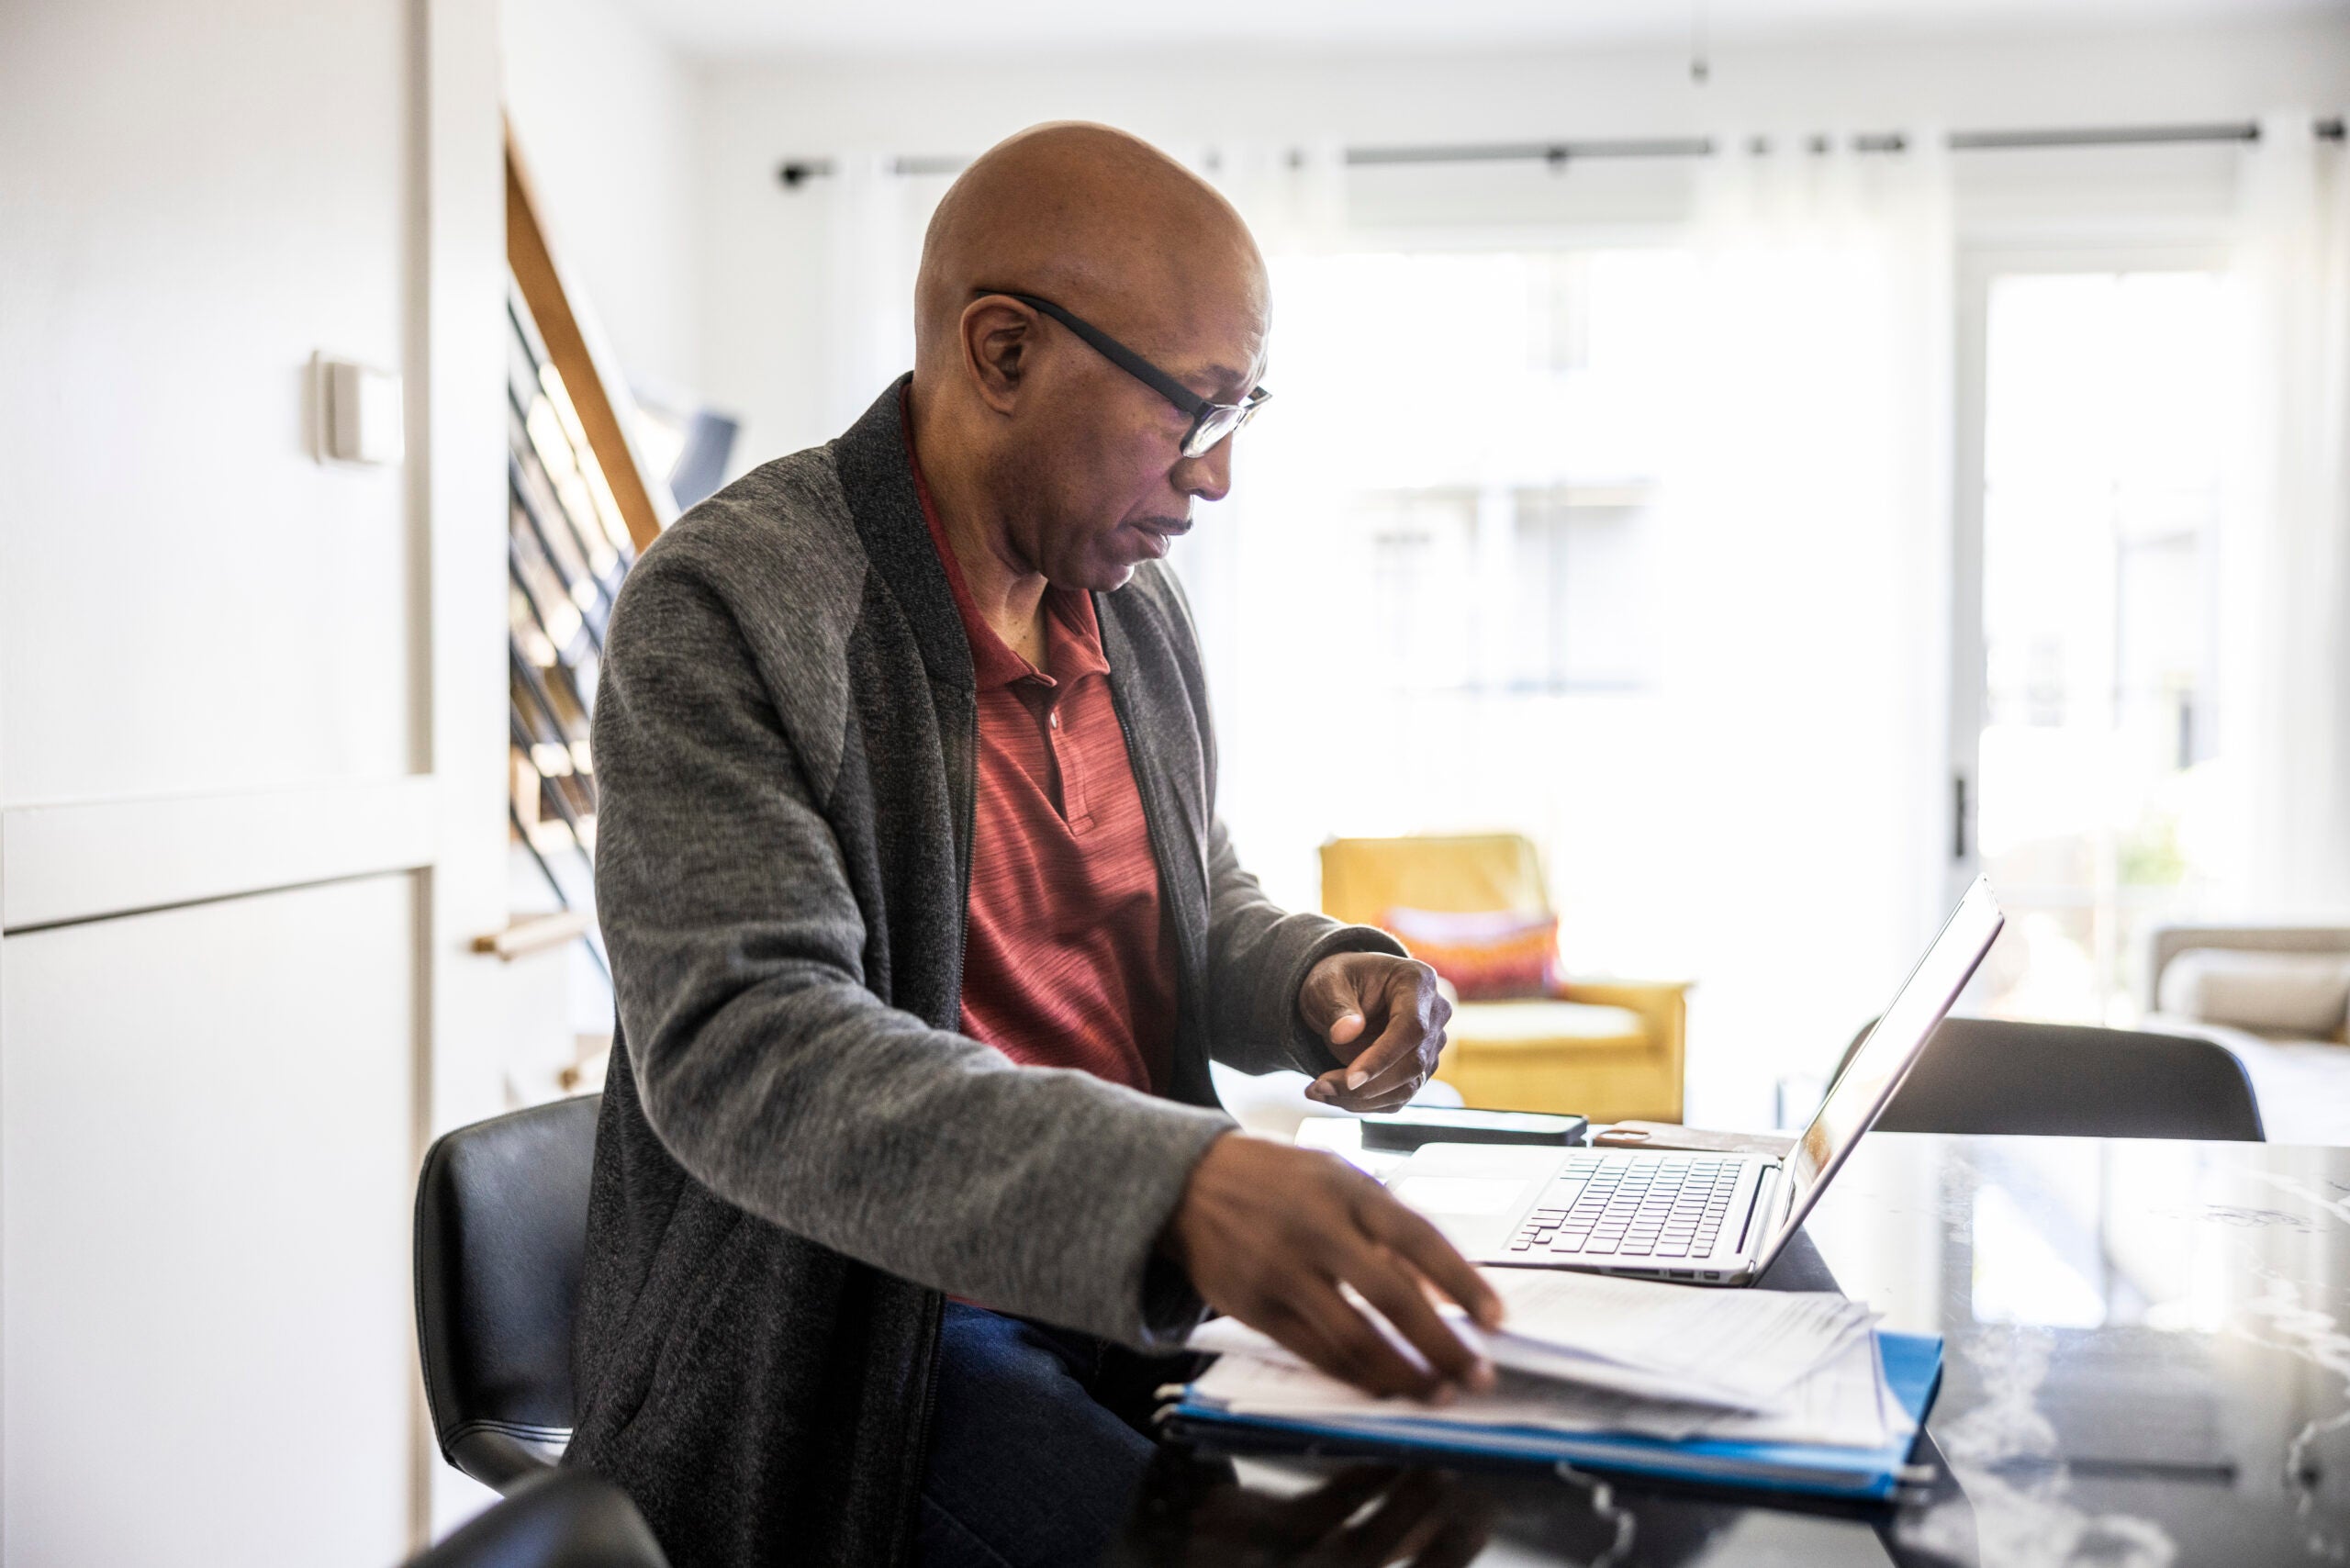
[1507, 1155, 1743, 1260]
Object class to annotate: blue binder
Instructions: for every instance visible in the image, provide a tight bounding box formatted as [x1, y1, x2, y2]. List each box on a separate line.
[1165, 1330, 1943, 1502]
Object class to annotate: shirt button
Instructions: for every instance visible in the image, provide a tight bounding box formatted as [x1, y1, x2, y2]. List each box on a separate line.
[1049, 711, 1060, 728]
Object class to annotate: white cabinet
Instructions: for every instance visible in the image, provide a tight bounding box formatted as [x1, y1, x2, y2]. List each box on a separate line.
[3, 878, 419, 1565]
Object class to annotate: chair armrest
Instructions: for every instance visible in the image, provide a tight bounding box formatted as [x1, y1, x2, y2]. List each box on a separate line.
[408, 1467, 669, 1568]
[1551, 980, 1689, 1078]
[447, 1422, 567, 1495]
[1554, 977, 1691, 1009]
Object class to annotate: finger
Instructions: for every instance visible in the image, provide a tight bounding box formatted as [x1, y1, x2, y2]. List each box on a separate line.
[1317, 1042, 1438, 1105]
[1332, 1017, 1426, 1094]
[1413, 1514, 1492, 1568]
[1299, 955, 1371, 1041]
[1324, 1469, 1451, 1568]
[1337, 1240, 1492, 1391]
[1323, 1075, 1424, 1115]
[1333, 1027, 1438, 1101]
[1408, 1479, 1494, 1568]
[1335, 970, 1443, 1092]
[1354, 1186, 1505, 1330]
[1331, 1035, 1442, 1103]
[1282, 1275, 1447, 1400]
[1306, 1064, 1354, 1103]
[1313, 1067, 1423, 1110]
[1265, 1465, 1401, 1549]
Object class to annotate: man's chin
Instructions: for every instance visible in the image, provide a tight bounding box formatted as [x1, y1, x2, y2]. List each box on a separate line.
[1047, 528, 1173, 593]
[1080, 537, 1163, 591]
[1043, 557, 1136, 595]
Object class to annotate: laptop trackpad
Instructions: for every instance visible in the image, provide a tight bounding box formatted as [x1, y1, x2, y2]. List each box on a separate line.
[1387, 1144, 1564, 1255]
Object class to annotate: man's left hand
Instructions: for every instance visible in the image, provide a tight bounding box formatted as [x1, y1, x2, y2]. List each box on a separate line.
[1298, 952, 1451, 1113]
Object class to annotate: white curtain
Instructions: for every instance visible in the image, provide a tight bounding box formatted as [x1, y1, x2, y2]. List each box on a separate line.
[1165, 143, 1353, 733]
[817, 154, 941, 435]
[2225, 113, 2350, 917]
[1645, 135, 1957, 1120]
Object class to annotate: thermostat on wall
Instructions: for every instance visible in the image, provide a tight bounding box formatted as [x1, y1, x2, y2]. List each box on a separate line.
[313, 353, 405, 466]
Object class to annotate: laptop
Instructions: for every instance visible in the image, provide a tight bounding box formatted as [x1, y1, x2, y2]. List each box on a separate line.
[1388, 876, 2004, 1286]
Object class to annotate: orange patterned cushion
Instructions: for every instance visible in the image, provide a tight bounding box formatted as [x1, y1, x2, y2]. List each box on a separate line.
[1382, 907, 1561, 1001]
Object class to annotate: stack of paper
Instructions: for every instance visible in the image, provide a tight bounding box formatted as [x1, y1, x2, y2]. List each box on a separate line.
[1174, 1269, 1939, 1497]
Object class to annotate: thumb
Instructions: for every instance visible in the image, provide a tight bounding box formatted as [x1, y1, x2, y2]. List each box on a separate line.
[1302, 953, 1371, 1045]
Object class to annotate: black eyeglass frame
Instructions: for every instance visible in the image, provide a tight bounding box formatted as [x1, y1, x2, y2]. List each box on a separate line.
[978, 289, 1270, 459]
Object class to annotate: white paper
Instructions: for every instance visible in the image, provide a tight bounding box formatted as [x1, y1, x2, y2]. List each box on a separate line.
[1680, 1326, 1897, 1449]
[1183, 1266, 1903, 1454]
[1188, 1335, 1724, 1440]
[1472, 1268, 1878, 1407]
[1187, 1312, 1770, 1413]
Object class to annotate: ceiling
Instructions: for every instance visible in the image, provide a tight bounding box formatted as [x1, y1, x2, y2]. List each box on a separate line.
[614, 0, 2343, 60]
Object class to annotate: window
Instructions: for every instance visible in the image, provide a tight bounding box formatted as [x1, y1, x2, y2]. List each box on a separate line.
[1266, 246, 1684, 702]
[1196, 242, 1695, 969]
[1510, 485, 1652, 690]
[1965, 265, 2243, 1024]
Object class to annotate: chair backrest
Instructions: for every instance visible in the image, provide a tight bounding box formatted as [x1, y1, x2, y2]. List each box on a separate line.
[1319, 834, 1550, 927]
[1830, 1018, 2263, 1142]
[403, 1469, 668, 1568]
[415, 1093, 601, 1492]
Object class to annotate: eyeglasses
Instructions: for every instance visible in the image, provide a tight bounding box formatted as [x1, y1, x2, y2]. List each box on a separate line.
[979, 289, 1270, 459]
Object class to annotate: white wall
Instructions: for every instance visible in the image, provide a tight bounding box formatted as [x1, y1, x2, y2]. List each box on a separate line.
[691, 15, 2350, 467]
[502, 0, 703, 398]
[3, 1, 418, 801]
[0, 0, 511, 1558]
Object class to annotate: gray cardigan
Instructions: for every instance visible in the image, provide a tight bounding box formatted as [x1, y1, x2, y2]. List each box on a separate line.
[567, 380, 1404, 1568]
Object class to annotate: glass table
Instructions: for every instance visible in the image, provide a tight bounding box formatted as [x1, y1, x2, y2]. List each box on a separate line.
[1111, 1132, 2350, 1566]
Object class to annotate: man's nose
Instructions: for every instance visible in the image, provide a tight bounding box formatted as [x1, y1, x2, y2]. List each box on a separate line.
[1171, 436, 1234, 503]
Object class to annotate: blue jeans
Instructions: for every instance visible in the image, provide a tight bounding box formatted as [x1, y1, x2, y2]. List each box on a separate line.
[916, 1304, 1195, 1568]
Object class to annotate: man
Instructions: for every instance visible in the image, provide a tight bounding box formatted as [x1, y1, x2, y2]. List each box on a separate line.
[571, 122, 1504, 1568]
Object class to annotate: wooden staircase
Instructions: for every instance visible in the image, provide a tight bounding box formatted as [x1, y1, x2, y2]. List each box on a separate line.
[492, 126, 676, 975]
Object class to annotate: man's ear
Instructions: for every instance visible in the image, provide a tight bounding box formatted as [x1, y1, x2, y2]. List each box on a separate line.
[960, 297, 1035, 415]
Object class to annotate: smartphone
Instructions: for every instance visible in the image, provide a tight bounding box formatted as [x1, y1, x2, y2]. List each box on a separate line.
[1591, 1120, 1796, 1158]
[1358, 1107, 1589, 1153]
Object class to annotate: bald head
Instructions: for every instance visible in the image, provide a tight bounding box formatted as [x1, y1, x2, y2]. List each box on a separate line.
[915, 122, 1266, 379]
[906, 124, 1271, 596]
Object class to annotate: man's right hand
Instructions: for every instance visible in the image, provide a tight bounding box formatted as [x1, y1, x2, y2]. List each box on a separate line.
[1161, 1133, 1505, 1401]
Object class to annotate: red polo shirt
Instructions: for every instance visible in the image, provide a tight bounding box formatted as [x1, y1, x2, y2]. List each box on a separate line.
[904, 424, 1179, 1095]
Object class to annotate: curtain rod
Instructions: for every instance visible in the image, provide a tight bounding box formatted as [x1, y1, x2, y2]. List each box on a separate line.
[778, 115, 2345, 187]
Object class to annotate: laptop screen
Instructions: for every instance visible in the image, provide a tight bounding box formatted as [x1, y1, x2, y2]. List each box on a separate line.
[1762, 877, 2005, 1259]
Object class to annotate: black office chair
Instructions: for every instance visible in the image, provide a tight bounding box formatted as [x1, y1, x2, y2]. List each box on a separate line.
[402, 1469, 667, 1568]
[415, 1094, 602, 1493]
[1831, 1017, 2264, 1141]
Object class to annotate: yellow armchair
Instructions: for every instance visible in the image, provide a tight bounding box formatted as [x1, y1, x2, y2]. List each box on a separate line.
[1320, 834, 1688, 1122]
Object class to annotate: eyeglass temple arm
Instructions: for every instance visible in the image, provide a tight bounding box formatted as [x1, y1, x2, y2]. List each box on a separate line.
[995, 292, 1213, 419]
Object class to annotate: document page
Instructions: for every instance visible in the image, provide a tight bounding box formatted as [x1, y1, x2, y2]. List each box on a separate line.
[1184, 1267, 1897, 1452]
[1470, 1268, 1877, 1407]
[1681, 1327, 1897, 1449]
[1186, 1322, 1726, 1440]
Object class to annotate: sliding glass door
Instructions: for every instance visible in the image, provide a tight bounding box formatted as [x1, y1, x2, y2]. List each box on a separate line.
[1953, 247, 2244, 1025]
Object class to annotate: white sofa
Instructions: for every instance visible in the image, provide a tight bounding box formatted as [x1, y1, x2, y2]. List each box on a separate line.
[2144, 924, 2350, 1146]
